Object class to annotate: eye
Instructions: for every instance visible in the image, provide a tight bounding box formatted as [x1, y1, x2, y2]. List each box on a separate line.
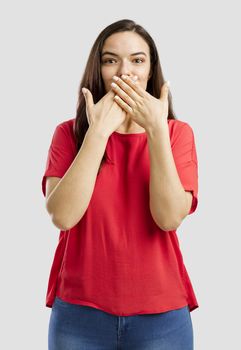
[134, 58, 145, 63]
[101, 59, 116, 64]
[101, 58, 145, 64]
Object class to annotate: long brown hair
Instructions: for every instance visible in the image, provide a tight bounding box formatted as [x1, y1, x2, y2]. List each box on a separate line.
[74, 19, 177, 172]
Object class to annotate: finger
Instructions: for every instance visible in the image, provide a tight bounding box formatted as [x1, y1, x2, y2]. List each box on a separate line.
[113, 94, 133, 114]
[83, 88, 94, 108]
[102, 89, 116, 106]
[111, 81, 136, 109]
[82, 88, 94, 123]
[118, 75, 146, 98]
[113, 75, 146, 99]
[160, 81, 170, 101]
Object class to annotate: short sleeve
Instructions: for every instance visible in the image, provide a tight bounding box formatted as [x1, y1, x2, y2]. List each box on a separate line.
[41, 122, 76, 197]
[171, 122, 199, 215]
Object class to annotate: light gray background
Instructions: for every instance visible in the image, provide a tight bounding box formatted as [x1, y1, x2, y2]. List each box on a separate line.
[1, 0, 240, 349]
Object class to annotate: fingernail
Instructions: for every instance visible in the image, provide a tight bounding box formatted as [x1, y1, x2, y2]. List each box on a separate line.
[82, 88, 87, 94]
[166, 81, 170, 87]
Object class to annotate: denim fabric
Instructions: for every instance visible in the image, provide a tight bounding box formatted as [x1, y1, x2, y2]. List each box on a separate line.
[48, 296, 193, 350]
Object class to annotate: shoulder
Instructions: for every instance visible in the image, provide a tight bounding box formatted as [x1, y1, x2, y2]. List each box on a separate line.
[168, 118, 195, 144]
[55, 117, 75, 136]
[168, 118, 193, 131]
[52, 118, 76, 152]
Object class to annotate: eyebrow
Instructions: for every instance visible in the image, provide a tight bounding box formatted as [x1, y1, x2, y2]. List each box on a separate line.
[101, 51, 147, 57]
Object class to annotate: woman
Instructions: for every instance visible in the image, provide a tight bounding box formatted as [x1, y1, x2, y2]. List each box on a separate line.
[42, 19, 199, 350]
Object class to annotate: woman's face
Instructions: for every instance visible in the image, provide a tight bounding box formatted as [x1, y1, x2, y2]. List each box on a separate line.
[100, 31, 152, 93]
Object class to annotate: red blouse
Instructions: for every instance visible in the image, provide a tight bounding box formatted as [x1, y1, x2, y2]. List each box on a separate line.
[41, 117, 199, 316]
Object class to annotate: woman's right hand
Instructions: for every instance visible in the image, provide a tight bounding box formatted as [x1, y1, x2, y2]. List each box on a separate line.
[82, 87, 127, 138]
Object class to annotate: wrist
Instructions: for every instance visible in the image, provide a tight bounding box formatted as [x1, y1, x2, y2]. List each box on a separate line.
[87, 125, 110, 141]
[146, 119, 169, 138]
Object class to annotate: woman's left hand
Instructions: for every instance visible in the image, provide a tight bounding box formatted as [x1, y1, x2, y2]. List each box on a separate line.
[111, 75, 169, 132]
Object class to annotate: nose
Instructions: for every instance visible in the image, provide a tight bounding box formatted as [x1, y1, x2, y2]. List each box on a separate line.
[117, 72, 131, 79]
[117, 61, 133, 79]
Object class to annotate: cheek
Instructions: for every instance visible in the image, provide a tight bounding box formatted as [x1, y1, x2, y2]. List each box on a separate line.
[101, 71, 108, 82]
[101, 73, 112, 89]
[101, 67, 116, 79]
[136, 72, 148, 81]
[137, 75, 149, 87]
[101, 67, 109, 80]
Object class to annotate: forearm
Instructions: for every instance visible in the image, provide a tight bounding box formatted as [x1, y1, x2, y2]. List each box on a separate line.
[46, 126, 109, 230]
[147, 120, 187, 231]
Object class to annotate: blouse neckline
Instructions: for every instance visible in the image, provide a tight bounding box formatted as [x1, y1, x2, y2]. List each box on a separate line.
[112, 120, 172, 137]
[112, 131, 146, 136]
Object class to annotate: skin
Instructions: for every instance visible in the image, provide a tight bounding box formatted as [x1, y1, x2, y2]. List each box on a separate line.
[100, 31, 153, 133]
[45, 32, 193, 231]
[100, 32, 193, 229]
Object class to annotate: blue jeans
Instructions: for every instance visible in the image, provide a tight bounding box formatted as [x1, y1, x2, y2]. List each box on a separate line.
[48, 296, 194, 350]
